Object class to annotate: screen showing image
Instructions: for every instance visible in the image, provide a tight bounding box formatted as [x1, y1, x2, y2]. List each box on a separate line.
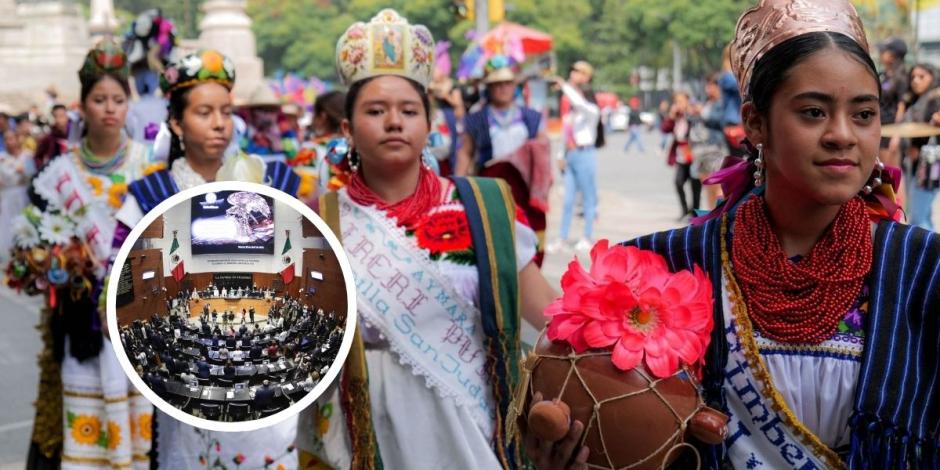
[191, 191, 275, 255]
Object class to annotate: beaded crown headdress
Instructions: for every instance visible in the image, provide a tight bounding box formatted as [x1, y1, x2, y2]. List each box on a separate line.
[78, 40, 129, 86]
[160, 49, 236, 97]
[730, 0, 869, 97]
[335, 9, 435, 88]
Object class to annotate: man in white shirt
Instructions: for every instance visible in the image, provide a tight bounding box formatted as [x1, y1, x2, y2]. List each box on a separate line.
[547, 60, 602, 253]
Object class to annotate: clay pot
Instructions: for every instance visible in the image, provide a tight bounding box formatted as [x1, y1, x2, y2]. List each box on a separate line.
[520, 334, 726, 470]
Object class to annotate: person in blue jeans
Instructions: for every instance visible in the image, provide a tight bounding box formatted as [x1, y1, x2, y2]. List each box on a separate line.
[547, 60, 603, 253]
[902, 63, 940, 231]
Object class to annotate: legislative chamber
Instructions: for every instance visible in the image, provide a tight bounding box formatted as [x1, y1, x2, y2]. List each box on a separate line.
[114, 190, 348, 421]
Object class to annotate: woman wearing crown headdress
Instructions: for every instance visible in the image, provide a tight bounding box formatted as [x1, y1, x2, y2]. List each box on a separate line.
[11, 40, 160, 469]
[524, 1, 940, 469]
[295, 9, 557, 470]
[111, 49, 301, 469]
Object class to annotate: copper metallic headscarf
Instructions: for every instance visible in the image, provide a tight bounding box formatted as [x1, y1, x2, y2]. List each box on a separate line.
[730, 0, 869, 98]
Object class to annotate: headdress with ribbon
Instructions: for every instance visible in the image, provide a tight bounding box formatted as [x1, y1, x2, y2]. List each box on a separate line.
[335, 9, 435, 89]
[78, 40, 130, 88]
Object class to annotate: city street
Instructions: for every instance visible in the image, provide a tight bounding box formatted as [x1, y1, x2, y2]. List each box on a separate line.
[0, 131, 937, 467]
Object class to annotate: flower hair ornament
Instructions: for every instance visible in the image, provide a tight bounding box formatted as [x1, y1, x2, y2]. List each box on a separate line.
[160, 49, 236, 97]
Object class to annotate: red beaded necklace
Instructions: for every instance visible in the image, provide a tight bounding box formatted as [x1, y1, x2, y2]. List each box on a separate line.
[731, 196, 873, 344]
[347, 165, 442, 229]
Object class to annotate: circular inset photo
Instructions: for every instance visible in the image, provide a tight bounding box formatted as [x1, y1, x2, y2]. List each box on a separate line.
[107, 182, 356, 432]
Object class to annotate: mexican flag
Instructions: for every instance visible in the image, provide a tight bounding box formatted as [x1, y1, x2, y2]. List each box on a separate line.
[280, 234, 294, 285]
[280, 263, 295, 285]
[171, 261, 186, 282]
[170, 233, 185, 282]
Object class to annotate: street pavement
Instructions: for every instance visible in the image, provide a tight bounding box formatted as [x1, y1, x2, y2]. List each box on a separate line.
[0, 283, 43, 469]
[0, 131, 937, 467]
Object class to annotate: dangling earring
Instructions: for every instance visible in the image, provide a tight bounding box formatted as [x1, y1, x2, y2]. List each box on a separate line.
[753, 143, 764, 187]
[179, 134, 186, 152]
[862, 157, 885, 195]
[347, 147, 360, 173]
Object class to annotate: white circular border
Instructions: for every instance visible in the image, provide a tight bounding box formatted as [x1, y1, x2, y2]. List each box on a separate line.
[107, 181, 358, 433]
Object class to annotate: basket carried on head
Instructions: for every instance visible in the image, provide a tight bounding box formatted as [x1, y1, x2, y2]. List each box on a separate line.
[508, 241, 728, 469]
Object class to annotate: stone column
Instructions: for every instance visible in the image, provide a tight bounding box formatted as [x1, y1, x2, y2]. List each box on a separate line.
[198, 0, 264, 101]
[0, 1, 90, 107]
[89, 0, 119, 38]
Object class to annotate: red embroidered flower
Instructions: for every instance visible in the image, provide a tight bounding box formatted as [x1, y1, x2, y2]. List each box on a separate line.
[264, 455, 275, 465]
[233, 453, 246, 465]
[545, 240, 713, 378]
[414, 208, 472, 254]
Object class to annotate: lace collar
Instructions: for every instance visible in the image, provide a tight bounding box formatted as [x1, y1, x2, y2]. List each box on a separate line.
[170, 158, 210, 190]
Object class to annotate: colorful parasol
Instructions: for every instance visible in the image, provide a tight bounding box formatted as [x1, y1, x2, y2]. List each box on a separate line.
[458, 22, 553, 80]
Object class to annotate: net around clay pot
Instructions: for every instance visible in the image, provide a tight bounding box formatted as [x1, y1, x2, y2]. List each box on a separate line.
[510, 332, 706, 470]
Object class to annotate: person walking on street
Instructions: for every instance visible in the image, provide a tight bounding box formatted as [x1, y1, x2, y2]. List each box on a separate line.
[547, 61, 603, 253]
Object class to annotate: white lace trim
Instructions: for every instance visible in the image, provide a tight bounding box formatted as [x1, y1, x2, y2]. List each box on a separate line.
[170, 158, 208, 190]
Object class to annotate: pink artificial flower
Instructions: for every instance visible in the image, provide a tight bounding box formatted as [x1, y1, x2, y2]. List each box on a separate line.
[544, 240, 714, 378]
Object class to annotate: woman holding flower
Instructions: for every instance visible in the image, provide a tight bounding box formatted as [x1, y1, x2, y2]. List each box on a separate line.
[296, 10, 556, 470]
[113, 49, 301, 469]
[525, 1, 940, 469]
[12, 40, 159, 469]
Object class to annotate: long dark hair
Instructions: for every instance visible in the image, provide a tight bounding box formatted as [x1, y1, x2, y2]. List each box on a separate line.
[166, 87, 194, 168]
[580, 85, 606, 148]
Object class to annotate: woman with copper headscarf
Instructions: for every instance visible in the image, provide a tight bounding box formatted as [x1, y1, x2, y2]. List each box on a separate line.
[523, 1, 939, 469]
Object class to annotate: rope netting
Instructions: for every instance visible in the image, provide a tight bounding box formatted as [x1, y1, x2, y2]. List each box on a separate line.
[509, 334, 704, 470]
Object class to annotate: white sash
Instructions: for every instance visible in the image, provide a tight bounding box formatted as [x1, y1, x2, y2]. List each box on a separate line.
[720, 273, 835, 469]
[337, 189, 494, 431]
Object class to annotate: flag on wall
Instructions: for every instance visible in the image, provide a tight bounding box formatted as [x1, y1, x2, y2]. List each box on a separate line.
[170, 231, 185, 281]
[282, 233, 292, 255]
[171, 261, 186, 282]
[280, 263, 295, 285]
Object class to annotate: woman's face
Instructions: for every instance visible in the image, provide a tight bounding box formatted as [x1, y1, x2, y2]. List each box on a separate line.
[343, 76, 429, 173]
[171, 82, 233, 162]
[746, 47, 881, 207]
[81, 75, 128, 137]
[910, 66, 934, 96]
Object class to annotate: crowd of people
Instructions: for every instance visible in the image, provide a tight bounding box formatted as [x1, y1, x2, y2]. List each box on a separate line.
[120, 293, 342, 423]
[2, 1, 938, 470]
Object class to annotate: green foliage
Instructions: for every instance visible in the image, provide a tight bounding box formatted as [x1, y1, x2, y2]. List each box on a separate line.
[248, 0, 475, 80]
[245, 0, 750, 98]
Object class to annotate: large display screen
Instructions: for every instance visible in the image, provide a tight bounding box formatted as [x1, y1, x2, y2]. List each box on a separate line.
[191, 191, 275, 255]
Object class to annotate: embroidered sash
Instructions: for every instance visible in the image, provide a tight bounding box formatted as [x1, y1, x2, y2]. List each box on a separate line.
[336, 189, 496, 430]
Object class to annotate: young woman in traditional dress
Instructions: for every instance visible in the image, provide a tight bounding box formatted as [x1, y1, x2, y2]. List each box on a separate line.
[296, 10, 556, 470]
[20, 40, 158, 470]
[113, 50, 301, 469]
[525, 1, 939, 469]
